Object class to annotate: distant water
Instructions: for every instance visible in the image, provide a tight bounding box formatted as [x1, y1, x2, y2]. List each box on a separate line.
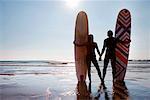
[0, 60, 150, 78]
[0, 60, 149, 66]
[0, 60, 72, 66]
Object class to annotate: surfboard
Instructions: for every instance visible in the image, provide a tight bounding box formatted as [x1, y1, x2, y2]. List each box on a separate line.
[113, 81, 129, 99]
[114, 9, 131, 81]
[76, 81, 90, 99]
[74, 11, 89, 82]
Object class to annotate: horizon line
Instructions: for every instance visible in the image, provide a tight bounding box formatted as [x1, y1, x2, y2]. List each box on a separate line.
[0, 59, 150, 62]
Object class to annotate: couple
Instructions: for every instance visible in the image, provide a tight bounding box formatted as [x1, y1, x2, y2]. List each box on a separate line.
[75, 30, 118, 84]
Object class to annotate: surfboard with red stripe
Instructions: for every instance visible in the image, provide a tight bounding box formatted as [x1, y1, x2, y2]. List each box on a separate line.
[114, 9, 131, 81]
[113, 81, 129, 99]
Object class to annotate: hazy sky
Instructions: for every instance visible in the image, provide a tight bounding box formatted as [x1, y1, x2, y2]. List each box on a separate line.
[0, 0, 150, 61]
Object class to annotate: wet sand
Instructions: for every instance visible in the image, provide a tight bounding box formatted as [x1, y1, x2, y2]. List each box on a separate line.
[0, 61, 150, 100]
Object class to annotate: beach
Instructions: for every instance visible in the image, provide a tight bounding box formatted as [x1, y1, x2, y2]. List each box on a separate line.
[0, 61, 150, 100]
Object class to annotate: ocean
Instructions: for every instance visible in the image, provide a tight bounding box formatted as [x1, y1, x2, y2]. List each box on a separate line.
[0, 60, 150, 100]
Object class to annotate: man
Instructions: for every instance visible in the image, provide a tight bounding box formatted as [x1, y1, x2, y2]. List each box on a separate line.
[74, 34, 103, 83]
[100, 30, 116, 82]
[99, 30, 130, 82]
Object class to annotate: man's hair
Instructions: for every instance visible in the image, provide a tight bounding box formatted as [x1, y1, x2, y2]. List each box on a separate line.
[107, 30, 113, 36]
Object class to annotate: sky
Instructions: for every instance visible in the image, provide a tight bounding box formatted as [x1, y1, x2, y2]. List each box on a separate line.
[0, 0, 150, 61]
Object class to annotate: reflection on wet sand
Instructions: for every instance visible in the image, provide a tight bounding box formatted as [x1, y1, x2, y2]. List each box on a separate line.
[76, 81, 129, 100]
[113, 81, 129, 100]
[94, 82, 110, 100]
[76, 81, 91, 100]
[102, 83, 110, 100]
[76, 81, 111, 100]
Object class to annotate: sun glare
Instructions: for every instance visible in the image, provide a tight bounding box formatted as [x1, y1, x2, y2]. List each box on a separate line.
[65, 0, 80, 9]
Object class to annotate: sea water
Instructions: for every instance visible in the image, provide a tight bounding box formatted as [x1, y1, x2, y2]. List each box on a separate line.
[0, 60, 150, 100]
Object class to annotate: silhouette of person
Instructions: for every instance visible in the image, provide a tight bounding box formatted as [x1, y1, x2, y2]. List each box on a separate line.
[74, 34, 103, 83]
[87, 34, 103, 83]
[99, 30, 130, 82]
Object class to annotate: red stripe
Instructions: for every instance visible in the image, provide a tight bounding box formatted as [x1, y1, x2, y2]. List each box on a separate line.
[120, 32, 130, 39]
[118, 18, 131, 28]
[120, 34, 129, 41]
[117, 44, 128, 54]
[116, 51, 128, 65]
[117, 43, 128, 53]
[121, 9, 129, 15]
[116, 62, 123, 72]
[119, 13, 130, 22]
[120, 11, 130, 19]
[120, 33, 129, 41]
[122, 36, 129, 41]
[116, 28, 124, 38]
[118, 18, 127, 27]
[115, 60, 125, 77]
[116, 48, 128, 62]
[118, 14, 130, 24]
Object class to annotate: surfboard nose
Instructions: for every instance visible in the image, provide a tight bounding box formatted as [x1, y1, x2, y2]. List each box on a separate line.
[124, 9, 128, 13]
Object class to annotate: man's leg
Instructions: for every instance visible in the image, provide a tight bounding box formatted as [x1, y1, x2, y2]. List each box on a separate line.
[87, 58, 91, 82]
[103, 58, 109, 81]
[111, 57, 116, 81]
[92, 58, 103, 82]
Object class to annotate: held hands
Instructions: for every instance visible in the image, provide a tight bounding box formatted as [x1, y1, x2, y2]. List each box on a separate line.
[99, 55, 102, 61]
